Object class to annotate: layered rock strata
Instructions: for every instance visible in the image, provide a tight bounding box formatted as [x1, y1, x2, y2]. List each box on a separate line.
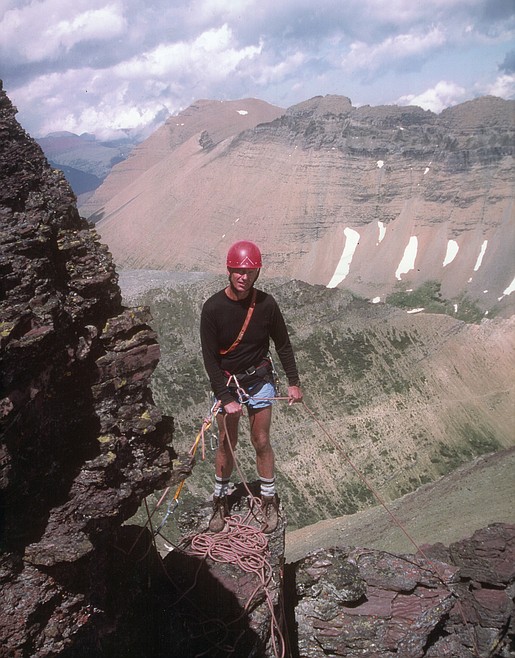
[90, 94, 514, 314]
[0, 82, 183, 655]
[293, 523, 515, 658]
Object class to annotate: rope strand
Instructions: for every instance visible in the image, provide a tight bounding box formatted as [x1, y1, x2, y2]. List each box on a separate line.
[135, 389, 483, 657]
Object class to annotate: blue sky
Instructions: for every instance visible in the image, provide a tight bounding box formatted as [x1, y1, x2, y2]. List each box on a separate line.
[1, 0, 514, 139]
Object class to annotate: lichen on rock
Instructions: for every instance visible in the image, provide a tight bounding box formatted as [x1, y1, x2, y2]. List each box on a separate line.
[0, 80, 179, 655]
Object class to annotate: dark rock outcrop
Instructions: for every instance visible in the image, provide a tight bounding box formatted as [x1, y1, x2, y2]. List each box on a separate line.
[293, 523, 515, 657]
[0, 81, 186, 655]
[275, 94, 514, 166]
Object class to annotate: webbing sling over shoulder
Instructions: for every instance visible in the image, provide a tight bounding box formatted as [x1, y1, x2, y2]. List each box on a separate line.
[219, 288, 257, 356]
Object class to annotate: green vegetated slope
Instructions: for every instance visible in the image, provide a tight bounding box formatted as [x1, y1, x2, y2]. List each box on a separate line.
[122, 274, 515, 531]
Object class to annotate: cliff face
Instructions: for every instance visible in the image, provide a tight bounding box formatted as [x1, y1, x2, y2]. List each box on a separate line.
[0, 82, 183, 655]
[87, 94, 514, 314]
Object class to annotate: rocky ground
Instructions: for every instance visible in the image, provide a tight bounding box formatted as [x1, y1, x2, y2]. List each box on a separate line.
[291, 523, 515, 658]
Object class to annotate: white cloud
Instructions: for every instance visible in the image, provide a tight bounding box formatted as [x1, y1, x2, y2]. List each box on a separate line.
[342, 26, 446, 75]
[481, 73, 515, 99]
[66, 104, 164, 138]
[8, 22, 264, 137]
[8, 68, 144, 137]
[0, 1, 125, 61]
[2, 0, 514, 137]
[250, 51, 307, 85]
[396, 80, 466, 113]
[48, 5, 126, 50]
[197, 0, 254, 21]
[114, 24, 261, 81]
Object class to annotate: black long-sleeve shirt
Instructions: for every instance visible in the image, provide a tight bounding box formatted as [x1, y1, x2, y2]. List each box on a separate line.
[200, 288, 300, 406]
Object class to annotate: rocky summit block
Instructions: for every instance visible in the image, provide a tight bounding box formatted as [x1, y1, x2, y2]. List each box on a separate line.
[163, 481, 288, 658]
[293, 523, 515, 658]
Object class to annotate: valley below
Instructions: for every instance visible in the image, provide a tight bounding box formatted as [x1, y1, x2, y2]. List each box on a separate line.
[286, 446, 515, 562]
[118, 269, 515, 543]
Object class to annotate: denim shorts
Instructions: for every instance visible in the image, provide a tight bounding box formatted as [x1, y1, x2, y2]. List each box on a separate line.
[244, 381, 276, 409]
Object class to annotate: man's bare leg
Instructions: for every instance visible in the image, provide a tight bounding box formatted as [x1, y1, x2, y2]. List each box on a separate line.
[209, 411, 240, 532]
[249, 406, 279, 532]
[249, 405, 274, 479]
[215, 411, 240, 479]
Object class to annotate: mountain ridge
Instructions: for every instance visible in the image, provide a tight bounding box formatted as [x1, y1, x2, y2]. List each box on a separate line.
[85, 94, 515, 315]
[36, 130, 135, 180]
[79, 97, 284, 219]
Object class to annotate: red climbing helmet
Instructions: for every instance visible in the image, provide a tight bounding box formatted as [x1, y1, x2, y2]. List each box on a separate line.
[226, 240, 262, 269]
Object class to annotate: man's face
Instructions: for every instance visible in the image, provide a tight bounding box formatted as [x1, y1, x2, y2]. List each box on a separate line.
[228, 268, 259, 295]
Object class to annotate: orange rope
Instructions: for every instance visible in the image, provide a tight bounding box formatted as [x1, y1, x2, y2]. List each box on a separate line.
[128, 403, 220, 553]
[188, 513, 285, 658]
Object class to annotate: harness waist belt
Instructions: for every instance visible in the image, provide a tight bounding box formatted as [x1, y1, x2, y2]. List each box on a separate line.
[225, 358, 271, 382]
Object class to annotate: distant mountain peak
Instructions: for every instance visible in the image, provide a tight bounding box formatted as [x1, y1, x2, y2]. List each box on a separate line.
[78, 94, 515, 316]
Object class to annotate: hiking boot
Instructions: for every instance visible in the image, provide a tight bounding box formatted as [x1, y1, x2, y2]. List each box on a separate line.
[261, 494, 279, 534]
[209, 495, 228, 533]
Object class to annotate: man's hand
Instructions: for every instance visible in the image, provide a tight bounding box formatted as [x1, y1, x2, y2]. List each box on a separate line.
[287, 385, 303, 405]
[223, 400, 243, 416]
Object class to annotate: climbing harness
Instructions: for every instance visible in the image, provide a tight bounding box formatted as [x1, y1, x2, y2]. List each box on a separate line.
[225, 374, 250, 405]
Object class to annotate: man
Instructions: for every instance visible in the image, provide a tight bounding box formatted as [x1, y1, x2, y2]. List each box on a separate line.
[200, 240, 303, 533]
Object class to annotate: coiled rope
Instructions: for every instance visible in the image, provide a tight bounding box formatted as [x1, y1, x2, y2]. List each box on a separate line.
[183, 411, 287, 658]
[187, 512, 286, 658]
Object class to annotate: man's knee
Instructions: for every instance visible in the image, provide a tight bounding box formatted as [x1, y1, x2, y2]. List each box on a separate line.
[252, 432, 272, 453]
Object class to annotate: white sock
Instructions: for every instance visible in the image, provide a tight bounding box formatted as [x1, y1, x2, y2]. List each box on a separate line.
[214, 476, 230, 498]
[260, 476, 276, 498]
